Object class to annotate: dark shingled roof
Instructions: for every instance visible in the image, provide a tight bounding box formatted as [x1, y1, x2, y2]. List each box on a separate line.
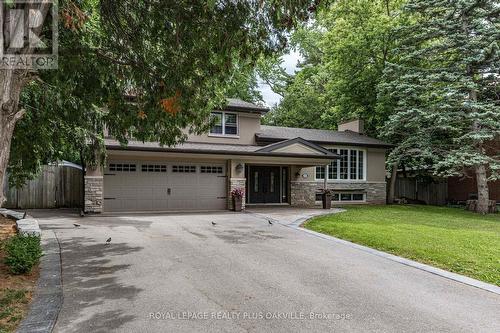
[223, 98, 269, 113]
[105, 139, 260, 152]
[104, 138, 336, 160]
[256, 125, 393, 148]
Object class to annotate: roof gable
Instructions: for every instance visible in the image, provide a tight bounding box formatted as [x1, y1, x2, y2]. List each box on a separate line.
[257, 138, 337, 157]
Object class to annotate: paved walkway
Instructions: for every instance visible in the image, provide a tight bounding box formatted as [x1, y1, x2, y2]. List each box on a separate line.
[31, 209, 500, 333]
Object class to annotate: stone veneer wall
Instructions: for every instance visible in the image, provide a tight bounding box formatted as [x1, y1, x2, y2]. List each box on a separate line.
[316, 182, 387, 204]
[84, 176, 103, 213]
[228, 178, 246, 210]
[290, 182, 317, 207]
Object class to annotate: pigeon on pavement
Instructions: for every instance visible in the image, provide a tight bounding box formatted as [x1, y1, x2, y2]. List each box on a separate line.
[106, 237, 112, 244]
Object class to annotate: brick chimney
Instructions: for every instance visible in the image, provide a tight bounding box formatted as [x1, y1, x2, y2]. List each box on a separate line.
[338, 119, 364, 134]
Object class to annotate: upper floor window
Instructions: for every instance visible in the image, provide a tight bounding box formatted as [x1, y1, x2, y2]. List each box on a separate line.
[316, 148, 365, 181]
[210, 111, 238, 136]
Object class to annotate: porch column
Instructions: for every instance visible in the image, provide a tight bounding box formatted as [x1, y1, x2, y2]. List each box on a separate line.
[290, 166, 317, 207]
[84, 165, 103, 213]
[227, 160, 246, 210]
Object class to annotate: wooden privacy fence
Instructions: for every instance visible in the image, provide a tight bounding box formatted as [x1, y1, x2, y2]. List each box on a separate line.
[3, 164, 83, 209]
[393, 177, 448, 206]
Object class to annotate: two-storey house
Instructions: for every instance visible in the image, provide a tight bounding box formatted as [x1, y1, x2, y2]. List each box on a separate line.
[84, 99, 392, 213]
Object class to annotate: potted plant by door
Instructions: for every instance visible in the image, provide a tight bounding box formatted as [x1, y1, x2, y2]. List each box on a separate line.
[231, 188, 245, 212]
[321, 189, 332, 209]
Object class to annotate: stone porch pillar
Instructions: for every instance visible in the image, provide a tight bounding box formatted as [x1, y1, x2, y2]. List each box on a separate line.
[227, 160, 246, 210]
[84, 166, 103, 213]
[290, 166, 317, 207]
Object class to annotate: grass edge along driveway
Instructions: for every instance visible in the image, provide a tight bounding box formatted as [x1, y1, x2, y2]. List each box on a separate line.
[303, 205, 500, 286]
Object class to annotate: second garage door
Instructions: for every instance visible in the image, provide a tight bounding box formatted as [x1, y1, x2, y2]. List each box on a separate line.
[103, 161, 227, 212]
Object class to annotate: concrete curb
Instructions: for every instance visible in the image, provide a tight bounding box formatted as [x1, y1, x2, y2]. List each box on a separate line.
[288, 215, 500, 296]
[16, 229, 63, 333]
[0, 208, 41, 236]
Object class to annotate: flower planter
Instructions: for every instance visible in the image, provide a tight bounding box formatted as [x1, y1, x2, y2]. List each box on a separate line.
[231, 187, 245, 212]
[233, 197, 243, 212]
[322, 193, 331, 209]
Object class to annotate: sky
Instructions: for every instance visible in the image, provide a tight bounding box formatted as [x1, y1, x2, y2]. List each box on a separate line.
[257, 49, 302, 107]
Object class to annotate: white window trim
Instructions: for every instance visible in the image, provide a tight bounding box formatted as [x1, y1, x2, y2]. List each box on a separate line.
[315, 147, 367, 182]
[333, 192, 366, 202]
[209, 111, 239, 137]
[315, 192, 366, 203]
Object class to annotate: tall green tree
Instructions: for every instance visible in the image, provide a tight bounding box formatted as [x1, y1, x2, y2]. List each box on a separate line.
[264, 0, 406, 136]
[224, 63, 264, 104]
[0, 0, 321, 205]
[380, 0, 500, 213]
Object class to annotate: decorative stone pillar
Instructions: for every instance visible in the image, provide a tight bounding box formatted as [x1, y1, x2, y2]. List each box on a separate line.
[84, 176, 103, 213]
[290, 181, 317, 207]
[84, 165, 103, 213]
[228, 178, 246, 211]
[227, 160, 246, 211]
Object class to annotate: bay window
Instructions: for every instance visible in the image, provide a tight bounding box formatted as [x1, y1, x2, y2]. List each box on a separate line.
[316, 148, 365, 181]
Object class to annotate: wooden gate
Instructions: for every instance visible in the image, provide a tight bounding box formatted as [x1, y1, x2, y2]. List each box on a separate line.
[3, 164, 83, 209]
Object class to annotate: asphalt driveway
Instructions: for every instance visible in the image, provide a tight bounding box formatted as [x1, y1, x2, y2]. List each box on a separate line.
[32, 209, 500, 333]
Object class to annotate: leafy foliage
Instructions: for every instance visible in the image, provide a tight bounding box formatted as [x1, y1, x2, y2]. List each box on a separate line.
[264, 0, 406, 136]
[379, 0, 500, 180]
[4, 235, 42, 275]
[8, 0, 321, 186]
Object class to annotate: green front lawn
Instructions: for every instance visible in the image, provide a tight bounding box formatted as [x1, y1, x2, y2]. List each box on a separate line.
[304, 205, 500, 285]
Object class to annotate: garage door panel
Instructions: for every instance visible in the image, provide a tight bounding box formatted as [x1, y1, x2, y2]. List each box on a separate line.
[169, 178, 197, 186]
[152, 187, 168, 198]
[152, 200, 169, 210]
[104, 161, 227, 212]
[135, 186, 154, 198]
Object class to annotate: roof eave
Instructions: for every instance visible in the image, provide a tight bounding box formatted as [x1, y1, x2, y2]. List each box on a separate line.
[105, 144, 337, 160]
[223, 105, 269, 114]
[255, 135, 394, 149]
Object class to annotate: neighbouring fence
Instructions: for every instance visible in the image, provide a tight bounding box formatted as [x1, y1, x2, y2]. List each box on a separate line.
[393, 177, 448, 206]
[3, 163, 83, 209]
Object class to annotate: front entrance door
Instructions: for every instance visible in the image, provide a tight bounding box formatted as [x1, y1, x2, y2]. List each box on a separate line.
[248, 166, 281, 204]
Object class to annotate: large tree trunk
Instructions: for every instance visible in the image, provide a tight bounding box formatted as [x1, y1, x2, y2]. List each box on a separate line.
[387, 161, 398, 204]
[475, 164, 489, 214]
[461, 12, 491, 214]
[0, 69, 26, 206]
[0, 2, 50, 206]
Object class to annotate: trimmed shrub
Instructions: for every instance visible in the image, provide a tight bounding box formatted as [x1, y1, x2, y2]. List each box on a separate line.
[4, 235, 42, 275]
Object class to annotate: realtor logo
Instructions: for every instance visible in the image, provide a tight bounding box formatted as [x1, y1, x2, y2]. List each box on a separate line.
[0, 0, 58, 69]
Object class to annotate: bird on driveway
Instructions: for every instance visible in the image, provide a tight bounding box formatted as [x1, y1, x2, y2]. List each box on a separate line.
[73, 223, 81, 227]
[211, 221, 217, 226]
[105, 237, 112, 244]
[268, 220, 273, 225]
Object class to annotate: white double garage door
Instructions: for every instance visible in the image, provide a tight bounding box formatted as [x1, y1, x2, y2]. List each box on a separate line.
[103, 161, 227, 212]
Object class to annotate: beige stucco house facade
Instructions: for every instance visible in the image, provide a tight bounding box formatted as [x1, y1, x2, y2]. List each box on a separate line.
[84, 99, 392, 213]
